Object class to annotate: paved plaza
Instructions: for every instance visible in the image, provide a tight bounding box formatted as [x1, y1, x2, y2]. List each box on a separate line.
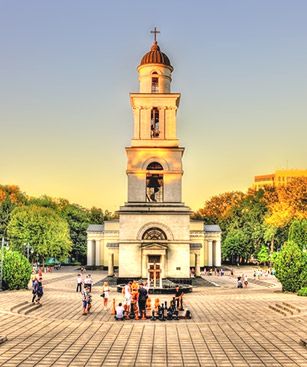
[0, 268, 306, 367]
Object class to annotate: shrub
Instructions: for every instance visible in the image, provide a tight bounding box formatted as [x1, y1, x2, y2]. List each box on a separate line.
[288, 219, 307, 251]
[2, 249, 32, 290]
[297, 287, 307, 297]
[273, 240, 307, 292]
[257, 245, 269, 264]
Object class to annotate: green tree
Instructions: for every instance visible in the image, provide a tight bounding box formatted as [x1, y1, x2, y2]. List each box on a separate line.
[7, 205, 72, 263]
[288, 219, 307, 251]
[222, 229, 249, 263]
[60, 203, 91, 262]
[2, 249, 32, 290]
[273, 240, 307, 292]
[257, 245, 269, 264]
[222, 190, 268, 262]
[0, 185, 27, 238]
[197, 191, 245, 226]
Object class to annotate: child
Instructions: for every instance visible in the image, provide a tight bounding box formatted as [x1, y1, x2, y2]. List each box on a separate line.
[82, 286, 90, 315]
[237, 276, 243, 289]
[102, 282, 110, 310]
[84, 274, 93, 292]
[76, 274, 83, 292]
[244, 274, 248, 288]
[115, 303, 125, 320]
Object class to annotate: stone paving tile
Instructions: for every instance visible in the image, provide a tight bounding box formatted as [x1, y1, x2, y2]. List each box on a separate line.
[0, 269, 306, 366]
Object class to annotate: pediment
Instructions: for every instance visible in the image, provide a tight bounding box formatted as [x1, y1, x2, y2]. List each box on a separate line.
[141, 243, 168, 250]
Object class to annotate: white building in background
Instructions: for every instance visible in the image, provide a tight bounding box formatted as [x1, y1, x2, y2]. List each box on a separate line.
[87, 32, 221, 285]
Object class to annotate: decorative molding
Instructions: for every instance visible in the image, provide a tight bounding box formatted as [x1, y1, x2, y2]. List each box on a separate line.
[190, 243, 202, 250]
[106, 243, 119, 248]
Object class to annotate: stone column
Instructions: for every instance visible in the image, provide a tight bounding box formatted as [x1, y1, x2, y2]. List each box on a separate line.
[215, 240, 222, 266]
[95, 240, 101, 267]
[159, 107, 165, 139]
[207, 240, 213, 267]
[195, 251, 201, 276]
[87, 240, 93, 266]
[108, 253, 114, 276]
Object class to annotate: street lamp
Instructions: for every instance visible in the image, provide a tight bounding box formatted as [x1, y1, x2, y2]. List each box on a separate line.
[0, 237, 9, 291]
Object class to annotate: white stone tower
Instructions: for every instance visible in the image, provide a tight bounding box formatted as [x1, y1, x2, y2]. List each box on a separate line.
[118, 30, 192, 282]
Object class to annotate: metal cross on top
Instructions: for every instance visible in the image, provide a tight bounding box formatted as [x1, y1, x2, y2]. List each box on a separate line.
[150, 27, 160, 42]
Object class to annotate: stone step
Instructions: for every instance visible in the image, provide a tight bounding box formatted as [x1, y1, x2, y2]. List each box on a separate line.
[10, 301, 28, 312]
[11, 301, 42, 315]
[24, 303, 42, 315]
[282, 302, 301, 313]
[268, 304, 287, 317]
[274, 303, 295, 315]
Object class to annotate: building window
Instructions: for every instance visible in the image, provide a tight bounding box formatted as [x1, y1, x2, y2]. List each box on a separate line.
[146, 162, 163, 202]
[151, 107, 160, 138]
[142, 228, 167, 240]
[151, 72, 159, 93]
[152, 77, 159, 93]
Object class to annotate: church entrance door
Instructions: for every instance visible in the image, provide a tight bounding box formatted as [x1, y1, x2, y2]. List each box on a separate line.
[148, 255, 161, 288]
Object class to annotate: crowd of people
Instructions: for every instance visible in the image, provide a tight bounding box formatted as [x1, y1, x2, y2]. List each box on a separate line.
[114, 281, 186, 321]
[73, 272, 188, 320]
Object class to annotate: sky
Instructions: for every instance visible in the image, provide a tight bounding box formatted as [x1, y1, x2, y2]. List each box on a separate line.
[0, 0, 306, 212]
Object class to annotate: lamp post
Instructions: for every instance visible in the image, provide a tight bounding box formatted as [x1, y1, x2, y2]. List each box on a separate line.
[0, 237, 9, 292]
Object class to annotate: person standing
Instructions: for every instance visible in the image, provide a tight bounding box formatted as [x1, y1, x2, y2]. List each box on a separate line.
[123, 281, 132, 314]
[31, 270, 37, 287]
[76, 274, 83, 292]
[138, 283, 148, 318]
[243, 274, 248, 288]
[87, 274, 93, 292]
[36, 278, 44, 304]
[102, 282, 110, 310]
[175, 285, 184, 309]
[32, 278, 38, 303]
[82, 286, 89, 315]
[84, 275, 93, 292]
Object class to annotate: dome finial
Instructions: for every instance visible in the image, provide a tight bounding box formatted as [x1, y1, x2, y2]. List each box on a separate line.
[150, 26, 160, 43]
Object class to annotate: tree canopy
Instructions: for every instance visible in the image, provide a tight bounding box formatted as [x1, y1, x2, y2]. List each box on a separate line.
[7, 205, 72, 261]
[196, 178, 307, 264]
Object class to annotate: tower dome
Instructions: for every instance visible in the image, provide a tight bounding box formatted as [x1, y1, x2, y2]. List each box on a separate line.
[139, 41, 173, 70]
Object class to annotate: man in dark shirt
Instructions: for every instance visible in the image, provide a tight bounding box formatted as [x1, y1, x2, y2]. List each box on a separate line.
[138, 283, 148, 318]
[175, 285, 184, 309]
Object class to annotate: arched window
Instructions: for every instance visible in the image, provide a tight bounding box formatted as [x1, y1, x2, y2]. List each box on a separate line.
[151, 107, 160, 138]
[142, 227, 167, 240]
[146, 162, 163, 170]
[151, 72, 159, 93]
[146, 162, 163, 202]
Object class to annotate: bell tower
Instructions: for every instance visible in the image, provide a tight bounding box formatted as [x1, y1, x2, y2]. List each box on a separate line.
[118, 29, 192, 280]
[126, 29, 184, 204]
